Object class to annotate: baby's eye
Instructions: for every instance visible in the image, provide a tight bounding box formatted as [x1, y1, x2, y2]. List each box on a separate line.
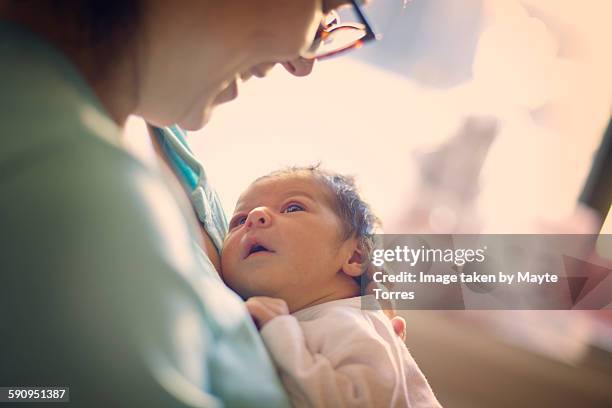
[283, 203, 304, 213]
[230, 215, 247, 229]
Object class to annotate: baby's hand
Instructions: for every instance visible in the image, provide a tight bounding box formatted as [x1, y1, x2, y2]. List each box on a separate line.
[245, 296, 289, 330]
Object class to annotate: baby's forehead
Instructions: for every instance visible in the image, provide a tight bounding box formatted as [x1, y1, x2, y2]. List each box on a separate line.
[235, 173, 333, 210]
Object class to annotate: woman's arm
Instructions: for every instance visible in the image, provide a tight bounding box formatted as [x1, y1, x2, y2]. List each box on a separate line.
[2, 142, 220, 407]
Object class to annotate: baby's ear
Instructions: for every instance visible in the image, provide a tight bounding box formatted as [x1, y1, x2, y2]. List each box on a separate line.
[341, 242, 366, 278]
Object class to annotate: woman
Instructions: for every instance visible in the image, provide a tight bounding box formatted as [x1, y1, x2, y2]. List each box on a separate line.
[0, 1, 402, 407]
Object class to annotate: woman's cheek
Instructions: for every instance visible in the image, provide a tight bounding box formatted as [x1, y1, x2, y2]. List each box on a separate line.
[295, 8, 323, 56]
[268, 0, 322, 59]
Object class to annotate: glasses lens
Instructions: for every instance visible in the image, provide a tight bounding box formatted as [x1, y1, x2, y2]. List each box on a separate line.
[358, 0, 409, 32]
[308, 25, 367, 58]
[303, 2, 370, 60]
[303, 1, 409, 59]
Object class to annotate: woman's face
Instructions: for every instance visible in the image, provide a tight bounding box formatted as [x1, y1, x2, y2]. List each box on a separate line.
[135, 0, 327, 130]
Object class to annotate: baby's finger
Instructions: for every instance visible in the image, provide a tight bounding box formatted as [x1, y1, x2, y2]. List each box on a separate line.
[391, 316, 407, 341]
[246, 299, 272, 327]
[245, 298, 280, 329]
[265, 297, 289, 315]
[251, 296, 289, 315]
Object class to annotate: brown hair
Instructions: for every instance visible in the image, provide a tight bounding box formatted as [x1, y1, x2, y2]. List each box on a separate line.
[2, 1, 141, 75]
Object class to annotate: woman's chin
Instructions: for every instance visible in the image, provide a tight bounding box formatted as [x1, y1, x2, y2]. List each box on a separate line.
[177, 107, 213, 131]
[178, 80, 239, 131]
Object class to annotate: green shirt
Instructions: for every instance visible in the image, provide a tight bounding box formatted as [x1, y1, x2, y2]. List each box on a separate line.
[0, 21, 290, 408]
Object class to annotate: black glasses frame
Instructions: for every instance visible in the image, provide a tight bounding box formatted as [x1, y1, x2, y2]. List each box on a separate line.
[306, 0, 380, 60]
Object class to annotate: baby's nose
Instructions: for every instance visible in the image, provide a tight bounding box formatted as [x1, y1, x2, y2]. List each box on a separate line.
[245, 207, 272, 229]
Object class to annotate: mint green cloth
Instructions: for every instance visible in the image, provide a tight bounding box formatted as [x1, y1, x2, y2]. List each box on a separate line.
[150, 125, 227, 255]
[0, 21, 290, 408]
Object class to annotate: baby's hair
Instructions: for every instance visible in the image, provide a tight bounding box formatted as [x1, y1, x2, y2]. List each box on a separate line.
[255, 164, 380, 274]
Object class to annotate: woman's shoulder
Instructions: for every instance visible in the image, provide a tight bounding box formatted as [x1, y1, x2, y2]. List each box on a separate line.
[0, 19, 140, 184]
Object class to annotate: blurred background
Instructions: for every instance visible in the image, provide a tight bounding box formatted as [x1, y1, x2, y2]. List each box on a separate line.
[127, 0, 612, 406]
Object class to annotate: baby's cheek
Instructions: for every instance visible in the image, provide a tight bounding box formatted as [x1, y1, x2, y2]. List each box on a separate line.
[219, 258, 238, 291]
[219, 240, 236, 277]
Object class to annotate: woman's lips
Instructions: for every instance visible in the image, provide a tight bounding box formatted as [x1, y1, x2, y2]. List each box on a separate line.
[251, 63, 277, 78]
[214, 80, 239, 105]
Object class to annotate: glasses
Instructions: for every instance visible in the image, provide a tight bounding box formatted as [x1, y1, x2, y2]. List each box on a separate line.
[302, 0, 380, 60]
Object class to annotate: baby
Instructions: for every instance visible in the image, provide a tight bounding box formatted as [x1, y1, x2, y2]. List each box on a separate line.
[221, 165, 441, 408]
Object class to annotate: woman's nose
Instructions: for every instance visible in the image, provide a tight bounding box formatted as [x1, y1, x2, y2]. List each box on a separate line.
[281, 58, 314, 77]
[245, 207, 272, 229]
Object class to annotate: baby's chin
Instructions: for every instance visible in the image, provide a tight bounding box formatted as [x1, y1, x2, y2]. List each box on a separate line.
[224, 274, 280, 301]
[233, 281, 272, 300]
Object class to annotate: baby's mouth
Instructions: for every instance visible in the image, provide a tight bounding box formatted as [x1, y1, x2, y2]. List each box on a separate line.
[245, 243, 274, 259]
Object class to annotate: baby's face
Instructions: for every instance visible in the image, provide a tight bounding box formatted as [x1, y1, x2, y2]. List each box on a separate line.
[221, 175, 351, 306]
